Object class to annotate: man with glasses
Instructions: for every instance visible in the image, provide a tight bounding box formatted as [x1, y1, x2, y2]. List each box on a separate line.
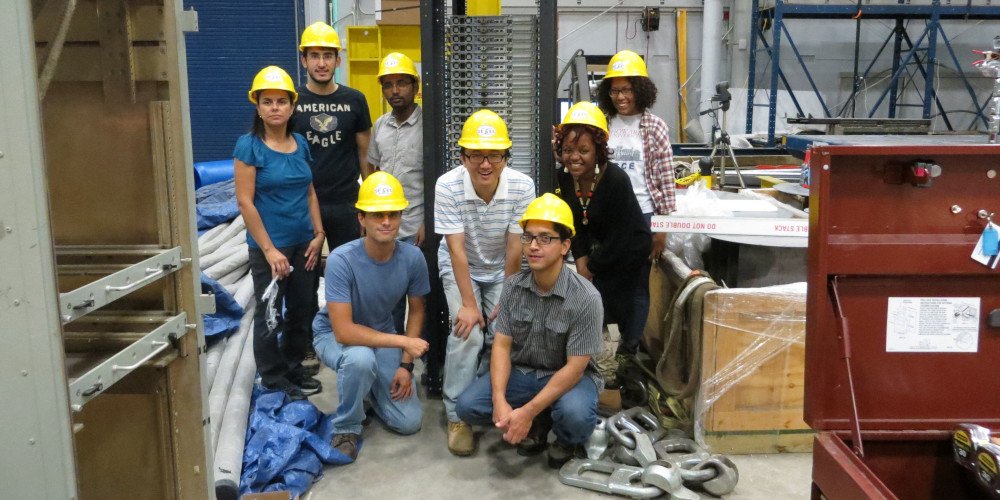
[434, 109, 535, 456]
[292, 22, 373, 254]
[312, 172, 430, 461]
[455, 193, 603, 469]
[369, 53, 425, 338]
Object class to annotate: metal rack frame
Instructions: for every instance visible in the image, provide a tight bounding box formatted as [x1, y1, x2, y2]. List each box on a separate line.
[2, 0, 210, 496]
[746, 0, 1000, 145]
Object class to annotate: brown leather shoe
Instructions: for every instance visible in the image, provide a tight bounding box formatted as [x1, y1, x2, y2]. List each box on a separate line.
[447, 421, 475, 456]
[332, 433, 359, 460]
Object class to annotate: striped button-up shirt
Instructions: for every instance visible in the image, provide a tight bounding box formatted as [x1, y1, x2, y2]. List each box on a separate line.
[494, 267, 605, 391]
[434, 166, 535, 283]
[639, 111, 677, 215]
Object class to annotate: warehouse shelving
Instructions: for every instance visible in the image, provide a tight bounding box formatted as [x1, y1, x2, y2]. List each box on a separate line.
[746, 0, 1000, 145]
[1, 0, 211, 497]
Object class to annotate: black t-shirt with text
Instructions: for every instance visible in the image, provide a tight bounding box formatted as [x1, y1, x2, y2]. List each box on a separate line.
[291, 85, 372, 206]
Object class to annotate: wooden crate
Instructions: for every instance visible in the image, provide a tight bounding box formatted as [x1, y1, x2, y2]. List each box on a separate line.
[699, 284, 814, 454]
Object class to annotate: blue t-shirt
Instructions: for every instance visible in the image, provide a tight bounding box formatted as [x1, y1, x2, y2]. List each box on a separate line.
[320, 239, 430, 334]
[233, 133, 315, 249]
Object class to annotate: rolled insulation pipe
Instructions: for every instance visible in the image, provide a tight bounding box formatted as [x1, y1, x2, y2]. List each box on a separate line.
[205, 247, 250, 281]
[216, 263, 249, 287]
[205, 337, 227, 389]
[208, 304, 253, 450]
[200, 241, 247, 270]
[232, 275, 255, 311]
[200, 216, 245, 257]
[213, 327, 256, 500]
[198, 223, 229, 248]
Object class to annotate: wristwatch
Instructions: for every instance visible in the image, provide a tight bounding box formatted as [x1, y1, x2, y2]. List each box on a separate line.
[399, 362, 415, 373]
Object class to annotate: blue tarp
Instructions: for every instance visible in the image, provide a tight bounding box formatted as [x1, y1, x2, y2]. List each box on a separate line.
[240, 389, 358, 497]
[200, 273, 243, 339]
[196, 178, 240, 230]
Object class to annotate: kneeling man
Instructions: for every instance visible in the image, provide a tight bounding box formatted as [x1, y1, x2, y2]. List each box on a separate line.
[313, 172, 430, 460]
[455, 193, 603, 468]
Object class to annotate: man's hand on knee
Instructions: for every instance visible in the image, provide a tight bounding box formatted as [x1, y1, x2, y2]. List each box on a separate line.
[389, 368, 414, 401]
[496, 407, 534, 445]
[453, 304, 485, 340]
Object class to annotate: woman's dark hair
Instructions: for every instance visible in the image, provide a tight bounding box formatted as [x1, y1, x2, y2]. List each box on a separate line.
[250, 90, 297, 139]
[596, 76, 658, 118]
[555, 124, 610, 167]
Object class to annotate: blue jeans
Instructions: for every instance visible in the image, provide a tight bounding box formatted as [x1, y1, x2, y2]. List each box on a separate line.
[625, 213, 654, 353]
[440, 271, 504, 422]
[455, 369, 599, 446]
[312, 313, 422, 436]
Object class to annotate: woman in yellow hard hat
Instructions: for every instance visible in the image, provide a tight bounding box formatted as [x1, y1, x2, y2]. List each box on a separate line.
[554, 101, 651, 356]
[234, 65, 325, 401]
[596, 49, 677, 354]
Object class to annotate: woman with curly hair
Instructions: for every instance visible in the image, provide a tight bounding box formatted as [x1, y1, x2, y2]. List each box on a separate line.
[554, 101, 651, 358]
[595, 50, 677, 355]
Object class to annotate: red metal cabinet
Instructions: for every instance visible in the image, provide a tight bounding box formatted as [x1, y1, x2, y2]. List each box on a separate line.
[805, 141, 1000, 499]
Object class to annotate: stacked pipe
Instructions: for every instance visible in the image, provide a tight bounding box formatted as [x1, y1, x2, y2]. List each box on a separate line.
[196, 216, 258, 500]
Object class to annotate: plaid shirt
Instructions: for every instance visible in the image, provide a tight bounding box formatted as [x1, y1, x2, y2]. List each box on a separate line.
[639, 111, 677, 215]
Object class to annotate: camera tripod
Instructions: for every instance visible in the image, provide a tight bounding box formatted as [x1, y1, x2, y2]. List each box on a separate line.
[698, 84, 745, 189]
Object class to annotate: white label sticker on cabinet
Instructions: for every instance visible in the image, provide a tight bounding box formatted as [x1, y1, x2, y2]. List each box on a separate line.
[886, 297, 980, 353]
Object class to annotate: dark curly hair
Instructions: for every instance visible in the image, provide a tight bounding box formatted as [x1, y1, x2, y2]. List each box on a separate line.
[596, 76, 658, 118]
[555, 123, 610, 168]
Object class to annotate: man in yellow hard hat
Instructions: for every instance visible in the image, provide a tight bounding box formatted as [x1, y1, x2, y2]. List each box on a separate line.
[311, 171, 431, 461]
[434, 109, 535, 456]
[291, 21, 373, 252]
[455, 193, 603, 469]
[368, 52, 425, 337]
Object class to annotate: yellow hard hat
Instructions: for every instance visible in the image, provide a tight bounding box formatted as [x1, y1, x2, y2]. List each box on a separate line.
[378, 52, 419, 82]
[458, 109, 512, 150]
[560, 101, 609, 137]
[605, 50, 648, 79]
[299, 22, 342, 52]
[248, 66, 298, 104]
[519, 193, 575, 237]
[356, 171, 409, 212]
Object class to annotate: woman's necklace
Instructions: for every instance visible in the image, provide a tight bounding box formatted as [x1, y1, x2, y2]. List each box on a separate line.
[574, 168, 603, 226]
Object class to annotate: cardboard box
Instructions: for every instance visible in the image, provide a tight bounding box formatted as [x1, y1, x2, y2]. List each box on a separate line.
[377, 0, 420, 25]
[242, 492, 297, 500]
[697, 284, 814, 454]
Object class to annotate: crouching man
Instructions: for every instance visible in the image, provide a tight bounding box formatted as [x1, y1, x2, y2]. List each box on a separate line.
[312, 172, 430, 460]
[455, 193, 604, 468]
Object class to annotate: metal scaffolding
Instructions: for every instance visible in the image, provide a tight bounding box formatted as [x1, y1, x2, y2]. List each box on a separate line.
[746, 0, 1000, 145]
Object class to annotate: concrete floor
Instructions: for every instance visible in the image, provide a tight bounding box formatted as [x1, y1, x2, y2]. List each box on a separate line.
[301, 364, 813, 499]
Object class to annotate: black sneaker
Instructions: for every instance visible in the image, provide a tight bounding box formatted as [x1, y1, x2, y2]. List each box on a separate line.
[332, 433, 359, 460]
[302, 348, 321, 376]
[262, 380, 307, 402]
[287, 368, 322, 396]
[517, 410, 552, 456]
[547, 440, 578, 469]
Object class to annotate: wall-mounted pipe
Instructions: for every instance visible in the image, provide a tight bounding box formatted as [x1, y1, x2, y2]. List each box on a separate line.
[676, 9, 689, 142]
[698, 0, 723, 136]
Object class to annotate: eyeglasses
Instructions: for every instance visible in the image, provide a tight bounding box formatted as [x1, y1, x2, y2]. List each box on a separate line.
[464, 152, 506, 165]
[609, 87, 634, 97]
[520, 232, 561, 246]
[306, 52, 338, 62]
[381, 79, 414, 91]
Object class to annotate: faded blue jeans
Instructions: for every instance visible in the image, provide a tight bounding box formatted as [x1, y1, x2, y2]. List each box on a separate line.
[440, 270, 504, 423]
[312, 312, 422, 436]
[455, 369, 599, 446]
